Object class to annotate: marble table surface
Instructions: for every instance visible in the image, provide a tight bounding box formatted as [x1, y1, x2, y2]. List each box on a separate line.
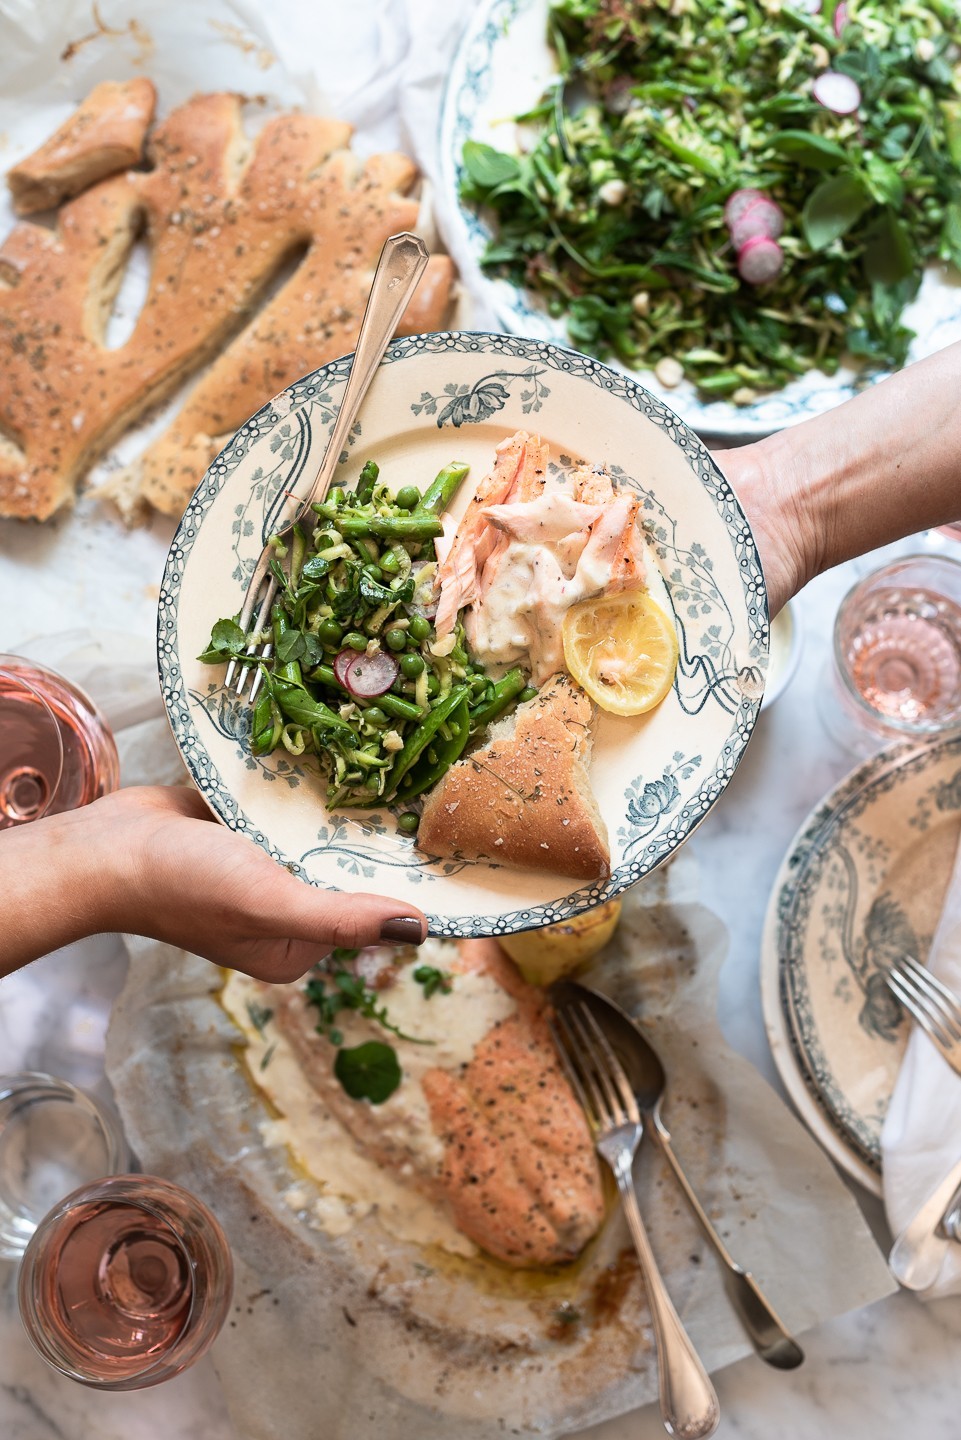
[3, 484, 961, 1439]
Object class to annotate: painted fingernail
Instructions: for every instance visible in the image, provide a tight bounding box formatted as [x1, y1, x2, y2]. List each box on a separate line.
[379, 916, 425, 944]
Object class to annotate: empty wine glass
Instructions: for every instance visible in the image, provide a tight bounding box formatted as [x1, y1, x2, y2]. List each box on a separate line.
[18, 1174, 233, 1390]
[0, 1074, 129, 1260]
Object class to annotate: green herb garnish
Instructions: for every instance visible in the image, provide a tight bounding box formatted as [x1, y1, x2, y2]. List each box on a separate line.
[245, 1001, 274, 1036]
[462, 0, 961, 399]
[413, 965, 453, 999]
[334, 1042, 402, 1104]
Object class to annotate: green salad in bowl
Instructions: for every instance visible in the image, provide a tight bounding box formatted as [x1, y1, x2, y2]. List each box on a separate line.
[458, 0, 961, 403]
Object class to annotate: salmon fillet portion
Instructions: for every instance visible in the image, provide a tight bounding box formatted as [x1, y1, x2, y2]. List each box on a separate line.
[236, 937, 604, 1268]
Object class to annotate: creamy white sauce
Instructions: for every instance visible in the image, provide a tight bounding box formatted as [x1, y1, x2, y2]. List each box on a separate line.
[220, 944, 517, 1257]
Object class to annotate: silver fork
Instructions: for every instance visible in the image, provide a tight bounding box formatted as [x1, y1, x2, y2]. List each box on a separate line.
[886, 955, 961, 1078]
[550, 1001, 720, 1440]
[225, 231, 429, 701]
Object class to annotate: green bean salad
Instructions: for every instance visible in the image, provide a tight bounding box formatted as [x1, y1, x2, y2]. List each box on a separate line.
[461, 0, 961, 400]
[201, 460, 535, 832]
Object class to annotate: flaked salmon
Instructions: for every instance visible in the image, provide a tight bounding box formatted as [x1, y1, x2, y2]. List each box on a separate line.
[236, 937, 605, 1268]
[433, 434, 650, 681]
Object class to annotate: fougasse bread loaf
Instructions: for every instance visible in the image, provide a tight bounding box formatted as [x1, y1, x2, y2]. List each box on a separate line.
[418, 674, 611, 881]
[0, 90, 454, 522]
[6, 78, 156, 214]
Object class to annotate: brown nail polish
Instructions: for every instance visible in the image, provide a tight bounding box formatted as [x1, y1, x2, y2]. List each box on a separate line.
[379, 916, 424, 944]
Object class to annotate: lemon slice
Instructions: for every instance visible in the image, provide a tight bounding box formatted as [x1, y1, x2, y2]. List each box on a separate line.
[562, 590, 678, 716]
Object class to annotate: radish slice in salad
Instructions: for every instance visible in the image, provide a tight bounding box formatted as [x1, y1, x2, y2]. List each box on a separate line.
[833, 1, 849, 36]
[334, 647, 400, 698]
[730, 196, 784, 249]
[737, 235, 785, 285]
[723, 187, 767, 229]
[812, 71, 861, 115]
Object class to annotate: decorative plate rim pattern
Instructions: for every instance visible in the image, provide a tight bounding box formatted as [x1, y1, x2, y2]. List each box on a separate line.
[158, 329, 768, 936]
[439, 0, 961, 441]
[761, 732, 961, 1192]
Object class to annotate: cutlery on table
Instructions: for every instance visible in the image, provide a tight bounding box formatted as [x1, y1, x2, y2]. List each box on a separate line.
[886, 955, 961, 1078]
[225, 231, 429, 701]
[552, 981, 804, 1372]
[889, 1152, 961, 1291]
[549, 996, 721, 1440]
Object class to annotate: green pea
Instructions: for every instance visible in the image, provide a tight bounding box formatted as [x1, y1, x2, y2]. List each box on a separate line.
[362, 706, 387, 726]
[385, 628, 407, 652]
[379, 550, 401, 575]
[401, 652, 425, 678]
[469, 673, 487, 695]
[395, 485, 420, 511]
[366, 773, 381, 791]
[426, 674, 440, 697]
[344, 631, 368, 651]
[397, 811, 420, 834]
[318, 619, 343, 648]
[408, 615, 431, 642]
[519, 685, 538, 702]
[363, 563, 383, 583]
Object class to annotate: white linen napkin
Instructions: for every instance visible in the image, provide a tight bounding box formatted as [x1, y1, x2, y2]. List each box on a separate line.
[881, 831, 961, 1297]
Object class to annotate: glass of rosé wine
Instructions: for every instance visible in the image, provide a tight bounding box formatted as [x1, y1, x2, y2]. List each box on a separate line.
[18, 1174, 233, 1390]
[821, 555, 961, 756]
[0, 653, 119, 827]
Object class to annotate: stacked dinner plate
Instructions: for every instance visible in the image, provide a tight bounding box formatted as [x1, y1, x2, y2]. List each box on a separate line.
[761, 732, 961, 1195]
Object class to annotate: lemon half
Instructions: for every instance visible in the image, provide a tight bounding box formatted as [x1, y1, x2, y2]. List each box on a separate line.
[562, 589, 679, 716]
[500, 900, 623, 986]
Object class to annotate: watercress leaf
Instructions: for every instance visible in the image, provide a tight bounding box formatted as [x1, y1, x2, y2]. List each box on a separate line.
[461, 141, 522, 192]
[275, 629, 306, 664]
[769, 131, 847, 170]
[863, 212, 915, 286]
[802, 175, 872, 251]
[199, 617, 247, 662]
[864, 156, 905, 209]
[334, 1041, 402, 1104]
[301, 555, 332, 582]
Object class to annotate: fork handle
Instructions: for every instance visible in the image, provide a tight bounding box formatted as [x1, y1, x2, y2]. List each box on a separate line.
[290, 232, 429, 527]
[611, 1153, 720, 1439]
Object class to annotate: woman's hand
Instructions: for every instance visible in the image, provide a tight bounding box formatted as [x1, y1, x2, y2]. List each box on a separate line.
[1, 786, 426, 982]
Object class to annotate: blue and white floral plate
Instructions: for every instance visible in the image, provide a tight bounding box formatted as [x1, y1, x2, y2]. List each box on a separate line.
[159, 331, 767, 936]
[439, 0, 961, 440]
[761, 732, 961, 1194]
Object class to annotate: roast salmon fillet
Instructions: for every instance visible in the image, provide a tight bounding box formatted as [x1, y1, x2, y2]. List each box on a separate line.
[241, 937, 604, 1268]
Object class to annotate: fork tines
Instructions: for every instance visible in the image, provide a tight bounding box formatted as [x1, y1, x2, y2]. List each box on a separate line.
[549, 1002, 640, 1132]
[887, 955, 961, 1049]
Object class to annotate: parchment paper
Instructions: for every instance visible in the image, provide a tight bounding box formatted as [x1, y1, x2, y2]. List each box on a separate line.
[106, 716, 893, 1440]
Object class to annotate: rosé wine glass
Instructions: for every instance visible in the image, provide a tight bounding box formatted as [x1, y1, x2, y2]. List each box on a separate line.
[821, 554, 961, 755]
[0, 654, 118, 828]
[18, 1174, 233, 1390]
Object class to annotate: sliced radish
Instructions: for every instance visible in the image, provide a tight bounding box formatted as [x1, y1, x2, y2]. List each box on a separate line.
[730, 197, 785, 249]
[833, 1, 849, 36]
[724, 188, 767, 229]
[334, 647, 399, 698]
[812, 70, 861, 115]
[738, 236, 785, 285]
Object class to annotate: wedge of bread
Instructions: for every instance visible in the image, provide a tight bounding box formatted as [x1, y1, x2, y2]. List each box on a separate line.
[7, 79, 155, 214]
[418, 674, 610, 880]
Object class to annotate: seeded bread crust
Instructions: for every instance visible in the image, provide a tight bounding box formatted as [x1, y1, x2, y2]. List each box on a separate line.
[418, 675, 610, 881]
[7, 78, 156, 214]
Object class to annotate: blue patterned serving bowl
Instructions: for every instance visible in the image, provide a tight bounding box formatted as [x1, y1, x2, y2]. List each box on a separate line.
[158, 330, 767, 935]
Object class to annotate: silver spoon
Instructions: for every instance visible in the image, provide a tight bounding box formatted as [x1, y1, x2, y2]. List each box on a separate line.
[551, 980, 805, 1370]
